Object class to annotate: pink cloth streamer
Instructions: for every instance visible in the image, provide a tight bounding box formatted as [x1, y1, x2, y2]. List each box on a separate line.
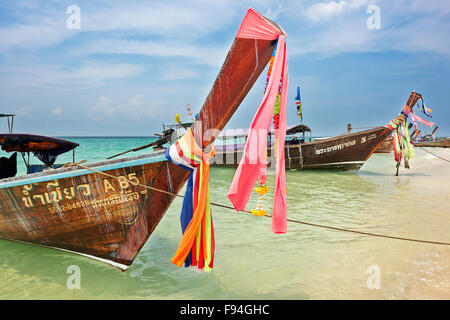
[402, 105, 435, 127]
[228, 8, 287, 234]
[410, 112, 434, 128]
[236, 8, 283, 40]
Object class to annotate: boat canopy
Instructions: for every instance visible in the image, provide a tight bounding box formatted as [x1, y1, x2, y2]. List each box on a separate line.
[286, 124, 311, 134]
[0, 133, 79, 166]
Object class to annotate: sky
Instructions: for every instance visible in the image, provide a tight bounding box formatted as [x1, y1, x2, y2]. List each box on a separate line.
[0, 0, 449, 137]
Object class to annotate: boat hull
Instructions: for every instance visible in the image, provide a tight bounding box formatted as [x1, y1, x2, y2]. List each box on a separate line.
[0, 32, 279, 268]
[414, 138, 450, 148]
[374, 136, 393, 153]
[0, 153, 188, 269]
[212, 127, 392, 171]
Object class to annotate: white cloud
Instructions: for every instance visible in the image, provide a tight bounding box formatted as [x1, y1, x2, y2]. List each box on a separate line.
[0, 0, 238, 54]
[265, 5, 285, 21]
[68, 63, 145, 82]
[16, 106, 32, 116]
[290, 0, 450, 56]
[80, 0, 238, 38]
[74, 38, 227, 67]
[88, 95, 168, 121]
[1, 63, 145, 89]
[347, 0, 370, 9]
[160, 66, 199, 81]
[128, 94, 144, 106]
[52, 106, 62, 116]
[305, 1, 348, 22]
[303, 0, 372, 22]
[0, 23, 71, 53]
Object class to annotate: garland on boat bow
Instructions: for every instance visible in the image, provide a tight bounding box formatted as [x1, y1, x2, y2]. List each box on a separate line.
[165, 8, 289, 271]
[386, 91, 434, 175]
[165, 129, 215, 271]
[227, 9, 288, 234]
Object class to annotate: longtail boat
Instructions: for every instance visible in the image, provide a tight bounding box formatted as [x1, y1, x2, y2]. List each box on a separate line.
[374, 136, 394, 153]
[0, 9, 282, 270]
[213, 126, 392, 170]
[414, 127, 450, 147]
[414, 137, 450, 148]
[212, 92, 423, 171]
[0, 133, 79, 174]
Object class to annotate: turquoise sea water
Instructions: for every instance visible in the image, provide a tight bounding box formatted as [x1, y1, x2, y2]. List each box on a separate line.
[0, 137, 449, 299]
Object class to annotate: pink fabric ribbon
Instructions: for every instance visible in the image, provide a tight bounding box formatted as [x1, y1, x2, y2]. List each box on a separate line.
[402, 105, 434, 127]
[236, 8, 284, 39]
[228, 8, 287, 234]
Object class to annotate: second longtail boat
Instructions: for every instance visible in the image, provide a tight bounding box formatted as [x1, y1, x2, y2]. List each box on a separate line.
[212, 91, 424, 171]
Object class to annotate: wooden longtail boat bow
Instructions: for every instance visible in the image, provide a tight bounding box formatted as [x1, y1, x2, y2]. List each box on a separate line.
[0, 9, 283, 270]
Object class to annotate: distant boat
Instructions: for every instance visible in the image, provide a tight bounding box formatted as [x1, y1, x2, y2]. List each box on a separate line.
[414, 137, 450, 148]
[212, 92, 422, 171]
[148, 94, 421, 171]
[213, 125, 392, 171]
[413, 126, 450, 147]
[374, 136, 394, 153]
[0, 132, 79, 175]
[0, 9, 284, 270]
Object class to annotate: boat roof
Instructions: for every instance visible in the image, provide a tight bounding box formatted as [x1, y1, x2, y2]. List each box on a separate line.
[164, 122, 192, 130]
[217, 124, 311, 139]
[0, 151, 166, 188]
[0, 133, 79, 152]
[0, 133, 79, 166]
[286, 124, 311, 134]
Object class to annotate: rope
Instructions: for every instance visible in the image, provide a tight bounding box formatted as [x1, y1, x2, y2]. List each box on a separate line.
[416, 146, 450, 162]
[67, 162, 450, 246]
[283, 218, 450, 246]
[348, 126, 377, 130]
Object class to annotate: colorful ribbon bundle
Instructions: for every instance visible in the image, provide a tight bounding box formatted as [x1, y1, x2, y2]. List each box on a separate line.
[402, 104, 434, 137]
[295, 86, 302, 120]
[388, 114, 414, 169]
[386, 92, 434, 172]
[417, 96, 432, 118]
[264, 41, 277, 93]
[228, 9, 287, 234]
[165, 129, 215, 271]
[187, 104, 194, 121]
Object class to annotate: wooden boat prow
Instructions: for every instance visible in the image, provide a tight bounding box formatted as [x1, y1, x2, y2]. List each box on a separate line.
[374, 136, 393, 153]
[0, 9, 284, 270]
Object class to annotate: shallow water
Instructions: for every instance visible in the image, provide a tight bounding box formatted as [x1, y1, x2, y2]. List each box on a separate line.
[0, 138, 449, 299]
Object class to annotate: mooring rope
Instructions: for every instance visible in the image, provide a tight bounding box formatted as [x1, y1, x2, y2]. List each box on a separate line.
[416, 146, 450, 163]
[68, 162, 450, 246]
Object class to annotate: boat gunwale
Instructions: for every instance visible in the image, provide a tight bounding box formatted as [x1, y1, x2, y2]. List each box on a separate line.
[298, 126, 389, 146]
[0, 150, 167, 189]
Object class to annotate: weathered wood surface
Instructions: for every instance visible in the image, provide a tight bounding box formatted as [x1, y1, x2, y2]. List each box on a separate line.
[0, 159, 184, 267]
[374, 136, 393, 153]
[191, 38, 275, 148]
